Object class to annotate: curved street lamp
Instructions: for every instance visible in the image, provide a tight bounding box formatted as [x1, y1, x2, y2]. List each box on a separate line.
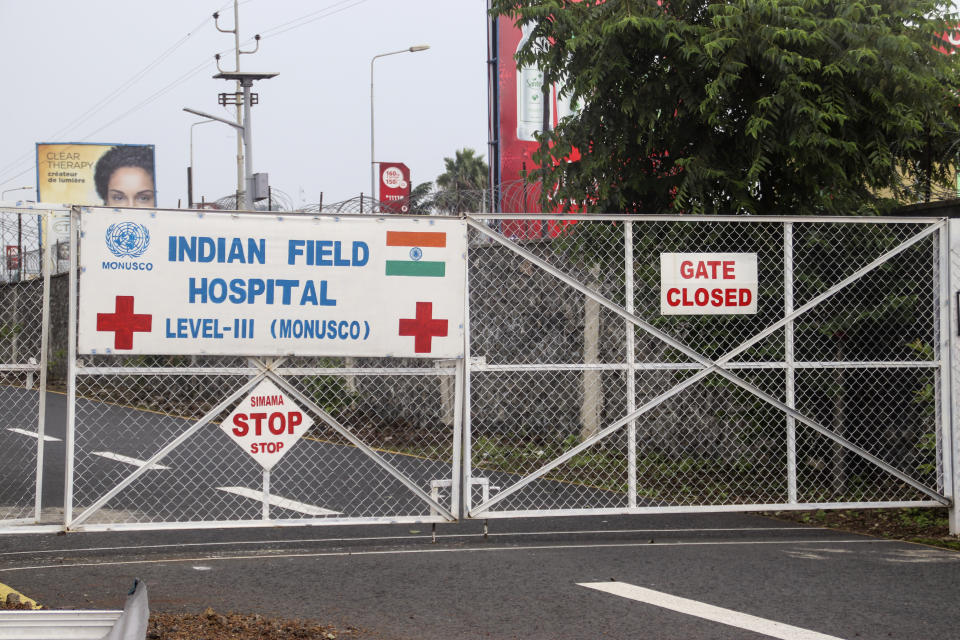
[370, 45, 430, 212]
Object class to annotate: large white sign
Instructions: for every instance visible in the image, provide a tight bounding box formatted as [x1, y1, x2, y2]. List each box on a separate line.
[78, 208, 466, 357]
[220, 378, 313, 470]
[660, 253, 758, 315]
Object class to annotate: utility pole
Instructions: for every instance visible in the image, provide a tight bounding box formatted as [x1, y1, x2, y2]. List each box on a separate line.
[214, 1, 261, 204]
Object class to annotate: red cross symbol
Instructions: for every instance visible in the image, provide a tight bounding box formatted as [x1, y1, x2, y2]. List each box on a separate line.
[96, 296, 152, 350]
[398, 301, 448, 354]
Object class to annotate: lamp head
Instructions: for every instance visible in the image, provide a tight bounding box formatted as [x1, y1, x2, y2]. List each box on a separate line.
[409, 45, 430, 52]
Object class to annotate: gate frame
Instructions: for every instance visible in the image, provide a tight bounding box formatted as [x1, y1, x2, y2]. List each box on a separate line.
[2, 208, 958, 534]
[0, 206, 56, 532]
[463, 214, 957, 533]
[62, 206, 462, 532]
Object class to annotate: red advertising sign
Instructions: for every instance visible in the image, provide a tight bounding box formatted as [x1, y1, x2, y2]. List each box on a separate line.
[494, 15, 580, 238]
[5, 246, 20, 270]
[379, 162, 411, 214]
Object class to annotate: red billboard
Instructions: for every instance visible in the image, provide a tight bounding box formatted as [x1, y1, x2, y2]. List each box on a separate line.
[491, 14, 580, 238]
[379, 162, 411, 214]
[5, 246, 20, 271]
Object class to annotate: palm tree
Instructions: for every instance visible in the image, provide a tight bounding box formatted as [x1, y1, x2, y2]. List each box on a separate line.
[435, 148, 489, 214]
[407, 181, 435, 215]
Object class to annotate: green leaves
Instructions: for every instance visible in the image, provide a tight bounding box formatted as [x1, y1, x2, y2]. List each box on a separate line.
[489, 0, 960, 214]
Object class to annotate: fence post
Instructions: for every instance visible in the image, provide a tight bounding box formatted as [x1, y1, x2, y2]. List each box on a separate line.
[947, 219, 959, 535]
[784, 222, 797, 504]
[624, 221, 637, 509]
[34, 211, 52, 522]
[64, 206, 79, 528]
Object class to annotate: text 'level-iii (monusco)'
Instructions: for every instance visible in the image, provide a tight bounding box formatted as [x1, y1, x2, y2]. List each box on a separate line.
[78, 210, 467, 358]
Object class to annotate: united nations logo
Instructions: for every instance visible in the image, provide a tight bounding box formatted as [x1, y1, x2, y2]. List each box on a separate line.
[105, 222, 150, 258]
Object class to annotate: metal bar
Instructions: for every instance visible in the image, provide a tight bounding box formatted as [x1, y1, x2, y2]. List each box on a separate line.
[75, 366, 456, 376]
[451, 359, 465, 519]
[467, 218, 941, 377]
[948, 219, 960, 534]
[63, 207, 79, 527]
[784, 222, 797, 504]
[34, 211, 52, 522]
[709, 364, 950, 504]
[476, 501, 944, 519]
[472, 361, 939, 372]
[0, 364, 45, 372]
[78, 361, 936, 375]
[469, 214, 944, 224]
[263, 370, 456, 521]
[69, 373, 268, 528]
[471, 369, 713, 515]
[936, 225, 949, 498]
[624, 221, 637, 509]
[263, 469, 270, 521]
[467, 218, 948, 514]
[461, 251, 473, 517]
[716, 223, 943, 366]
[59, 514, 453, 533]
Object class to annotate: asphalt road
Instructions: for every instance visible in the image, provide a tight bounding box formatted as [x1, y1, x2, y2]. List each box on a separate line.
[2, 388, 959, 638]
[1, 386, 622, 527]
[1, 514, 959, 639]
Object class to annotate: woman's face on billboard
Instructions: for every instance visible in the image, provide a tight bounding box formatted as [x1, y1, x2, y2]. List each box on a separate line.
[107, 167, 156, 208]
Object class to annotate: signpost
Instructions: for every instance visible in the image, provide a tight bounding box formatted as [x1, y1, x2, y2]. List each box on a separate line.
[379, 162, 411, 214]
[77, 209, 467, 357]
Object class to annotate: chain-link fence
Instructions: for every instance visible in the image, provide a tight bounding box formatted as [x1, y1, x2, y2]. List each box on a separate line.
[0, 208, 50, 525]
[465, 215, 951, 517]
[2, 205, 957, 532]
[66, 354, 460, 528]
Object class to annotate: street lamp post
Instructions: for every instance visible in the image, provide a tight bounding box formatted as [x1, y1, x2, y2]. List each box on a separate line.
[2, 186, 33, 200]
[184, 70, 276, 211]
[189, 119, 215, 208]
[370, 45, 429, 212]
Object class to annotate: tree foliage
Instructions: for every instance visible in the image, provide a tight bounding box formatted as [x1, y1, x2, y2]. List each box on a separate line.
[434, 147, 490, 213]
[436, 148, 489, 192]
[490, 0, 960, 214]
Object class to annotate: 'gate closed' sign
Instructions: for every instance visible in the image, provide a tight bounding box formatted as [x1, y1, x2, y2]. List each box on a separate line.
[660, 253, 758, 315]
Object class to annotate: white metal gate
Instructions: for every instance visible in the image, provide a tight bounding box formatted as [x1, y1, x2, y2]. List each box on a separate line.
[2, 207, 959, 533]
[463, 215, 956, 522]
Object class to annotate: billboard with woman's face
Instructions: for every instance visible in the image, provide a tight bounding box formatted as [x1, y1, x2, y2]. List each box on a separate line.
[36, 143, 156, 208]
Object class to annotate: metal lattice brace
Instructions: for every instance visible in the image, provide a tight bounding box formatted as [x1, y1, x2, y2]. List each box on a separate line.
[465, 216, 950, 516]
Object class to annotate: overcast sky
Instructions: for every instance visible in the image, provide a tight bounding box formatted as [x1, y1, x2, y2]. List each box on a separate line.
[0, 0, 490, 208]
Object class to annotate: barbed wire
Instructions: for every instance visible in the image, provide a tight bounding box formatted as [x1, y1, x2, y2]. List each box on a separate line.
[208, 175, 960, 215]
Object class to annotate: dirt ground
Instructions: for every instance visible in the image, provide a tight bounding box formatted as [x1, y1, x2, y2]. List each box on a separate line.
[146, 609, 368, 640]
[763, 506, 959, 551]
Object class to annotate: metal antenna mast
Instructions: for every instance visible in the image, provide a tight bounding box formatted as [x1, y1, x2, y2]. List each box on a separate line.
[214, 1, 261, 202]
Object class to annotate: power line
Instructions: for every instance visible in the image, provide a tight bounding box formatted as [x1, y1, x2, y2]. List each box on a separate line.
[257, 0, 371, 40]
[1, 0, 373, 189]
[0, 9, 219, 186]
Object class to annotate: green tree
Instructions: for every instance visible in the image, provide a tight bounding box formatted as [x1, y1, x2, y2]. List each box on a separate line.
[435, 148, 490, 213]
[407, 181, 435, 215]
[490, 0, 960, 214]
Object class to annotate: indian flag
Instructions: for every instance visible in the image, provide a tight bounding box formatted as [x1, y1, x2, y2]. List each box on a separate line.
[385, 231, 446, 277]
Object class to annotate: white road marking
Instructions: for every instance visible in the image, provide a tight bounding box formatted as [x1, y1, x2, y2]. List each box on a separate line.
[6, 428, 61, 442]
[0, 539, 893, 573]
[91, 451, 170, 470]
[0, 527, 825, 557]
[217, 487, 340, 516]
[578, 582, 842, 640]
